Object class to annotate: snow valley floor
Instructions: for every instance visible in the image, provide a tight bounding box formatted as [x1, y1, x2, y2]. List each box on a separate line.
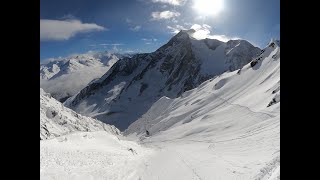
[40, 40, 279, 180]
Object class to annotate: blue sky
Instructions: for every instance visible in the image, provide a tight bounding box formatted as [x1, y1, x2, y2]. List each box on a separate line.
[40, 0, 280, 61]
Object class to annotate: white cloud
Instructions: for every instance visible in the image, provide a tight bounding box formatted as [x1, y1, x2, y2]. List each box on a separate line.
[40, 19, 105, 41]
[203, 24, 211, 29]
[167, 23, 239, 42]
[167, 24, 230, 41]
[190, 23, 211, 39]
[189, 24, 239, 42]
[152, 0, 186, 6]
[190, 24, 204, 30]
[151, 11, 180, 20]
[130, 25, 141, 31]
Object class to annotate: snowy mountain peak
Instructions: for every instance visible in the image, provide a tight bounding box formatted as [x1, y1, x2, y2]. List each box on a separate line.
[65, 31, 262, 130]
[177, 29, 196, 37]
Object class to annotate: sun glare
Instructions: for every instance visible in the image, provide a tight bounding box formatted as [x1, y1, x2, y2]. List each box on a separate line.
[193, 0, 224, 16]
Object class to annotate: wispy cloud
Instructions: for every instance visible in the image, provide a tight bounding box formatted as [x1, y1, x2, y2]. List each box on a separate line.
[125, 18, 132, 23]
[151, 11, 180, 20]
[60, 14, 76, 20]
[141, 38, 158, 45]
[142, 38, 157, 42]
[130, 25, 142, 31]
[125, 18, 141, 32]
[40, 19, 105, 41]
[89, 43, 124, 48]
[152, 0, 186, 6]
[142, 38, 157, 44]
[99, 43, 124, 46]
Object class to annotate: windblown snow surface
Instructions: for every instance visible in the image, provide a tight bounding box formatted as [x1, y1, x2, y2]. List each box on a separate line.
[40, 41, 279, 180]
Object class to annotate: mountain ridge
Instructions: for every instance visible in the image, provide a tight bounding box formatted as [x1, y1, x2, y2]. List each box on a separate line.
[40, 51, 125, 102]
[65, 30, 262, 130]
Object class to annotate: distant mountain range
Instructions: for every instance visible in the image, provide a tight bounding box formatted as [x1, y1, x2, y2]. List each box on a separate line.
[40, 51, 129, 102]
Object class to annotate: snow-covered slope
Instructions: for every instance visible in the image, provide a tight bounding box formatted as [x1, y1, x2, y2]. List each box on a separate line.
[123, 40, 280, 179]
[41, 88, 154, 180]
[40, 40, 279, 180]
[126, 40, 280, 135]
[40, 88, 120, 140]
[40, 131, 154, 180]
[40, 51, 123, 102]
[66, 30, 261, 130]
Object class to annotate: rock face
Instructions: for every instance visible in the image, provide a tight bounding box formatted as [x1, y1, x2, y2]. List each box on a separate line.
[40, 51, 125, 102]
[65, 30, 261, 130]
[40, 88, 120, 140]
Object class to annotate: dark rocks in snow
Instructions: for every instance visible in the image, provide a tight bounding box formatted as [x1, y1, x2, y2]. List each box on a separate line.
[128, 148, 137, 155]
[52, 111, 57, 117]
[269, 42, 275, 48]
[272, 87, 280, 94]
[267, 95, 280, 107]
[46, 109, 58, 119]
[250, 60, 258, 67]
[267, 99, 276, 107]
[59, 120, 67, 125]
[272, 51, 280, 60]
[73, 113, 79, 118]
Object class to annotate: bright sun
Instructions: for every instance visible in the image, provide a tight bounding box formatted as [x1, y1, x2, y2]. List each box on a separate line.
[193, 0, 224, 16]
